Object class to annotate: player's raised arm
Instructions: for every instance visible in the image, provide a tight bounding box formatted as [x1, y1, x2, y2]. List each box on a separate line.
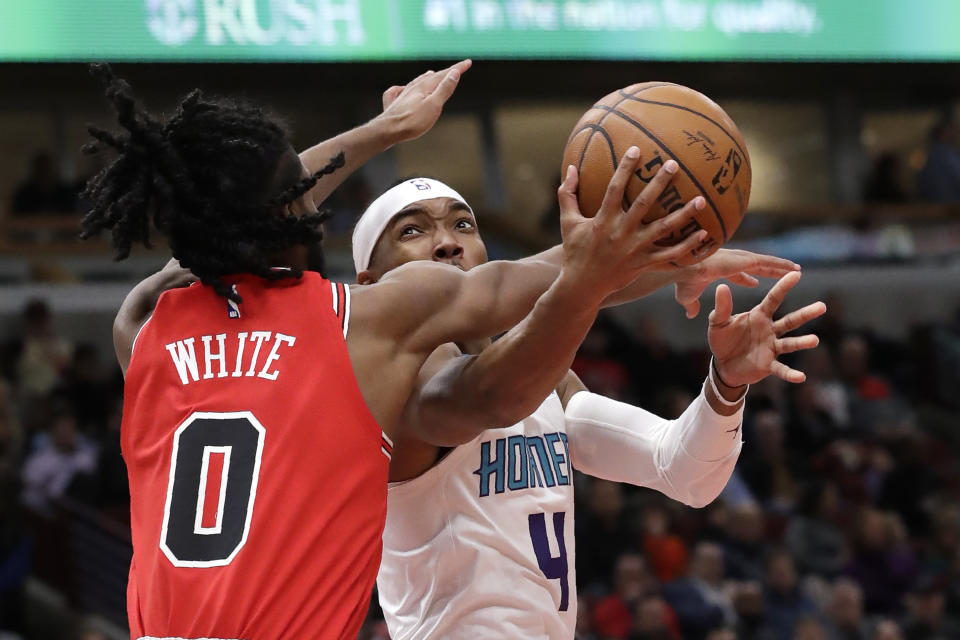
[602, 248, 800, 317]
[501, 245, 800, 316]
[113, 258, 196, 375]
[564, 271, 826, 508]
[298, 60, 472, 208]
[389, 150, 706, 445]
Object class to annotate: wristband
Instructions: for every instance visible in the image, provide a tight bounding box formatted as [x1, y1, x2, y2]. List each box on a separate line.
[708, 357, 748, 406]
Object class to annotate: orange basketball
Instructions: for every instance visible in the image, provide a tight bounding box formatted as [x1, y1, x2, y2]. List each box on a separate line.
[562, 82, 751, 265]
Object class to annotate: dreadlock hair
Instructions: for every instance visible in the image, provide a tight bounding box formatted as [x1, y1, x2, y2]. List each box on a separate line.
[80, 63, 345, 303]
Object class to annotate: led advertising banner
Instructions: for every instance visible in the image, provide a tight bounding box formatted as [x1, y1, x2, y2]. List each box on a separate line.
[1, 0, 959, 62]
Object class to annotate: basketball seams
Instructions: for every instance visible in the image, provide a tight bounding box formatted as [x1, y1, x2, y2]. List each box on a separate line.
[619, 96, 748, 160]
[593, 104, 729, 242]
[577, 126, 621, 215]
[619, 82, 679, 101]
[576, 124, 618, 168]
[576, 83, 681, 179]
[578, 95, 628, 174]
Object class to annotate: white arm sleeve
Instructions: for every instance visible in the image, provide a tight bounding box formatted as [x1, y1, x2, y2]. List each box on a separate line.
[564, 380, 744, 508]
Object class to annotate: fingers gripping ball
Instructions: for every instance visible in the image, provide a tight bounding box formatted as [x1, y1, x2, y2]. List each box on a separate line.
[562, 82, 752, 265]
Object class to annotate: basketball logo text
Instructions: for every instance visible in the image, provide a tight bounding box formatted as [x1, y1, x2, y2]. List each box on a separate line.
[712, 148, 743, 195]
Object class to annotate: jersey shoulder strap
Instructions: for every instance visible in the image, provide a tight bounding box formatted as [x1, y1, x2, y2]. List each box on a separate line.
[329, 281, 351, 339]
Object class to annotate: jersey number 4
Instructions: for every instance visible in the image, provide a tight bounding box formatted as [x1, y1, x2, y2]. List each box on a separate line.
[160, 411, 265, 568]
[528, 512, 569, 611]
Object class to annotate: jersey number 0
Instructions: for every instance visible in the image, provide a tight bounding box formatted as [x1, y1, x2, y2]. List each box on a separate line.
[160, 411, 265, 568]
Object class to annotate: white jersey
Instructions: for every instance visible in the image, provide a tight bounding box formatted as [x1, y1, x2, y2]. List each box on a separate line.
[378, 392, 576, 640]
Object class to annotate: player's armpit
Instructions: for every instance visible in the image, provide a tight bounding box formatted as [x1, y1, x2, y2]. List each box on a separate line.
[556, 370, 587, 409]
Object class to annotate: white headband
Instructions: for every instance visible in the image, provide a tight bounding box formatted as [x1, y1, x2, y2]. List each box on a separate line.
[352, 178, 474, 273]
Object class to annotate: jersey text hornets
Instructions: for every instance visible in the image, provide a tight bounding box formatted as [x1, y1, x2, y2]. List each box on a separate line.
[474, 432, 570, 497]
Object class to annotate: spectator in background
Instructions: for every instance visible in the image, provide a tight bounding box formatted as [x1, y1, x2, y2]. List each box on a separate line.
[845, 509, 917, 614]
[946, 547, 960, 618]
[721, 502, 767, 582]
[0, 382, 21, 477]
[821, 579, 868, 640]
[931, 305, 960, 409]
[837, 334, 915, 434]
[916, 116, 960, 203]
[717, 467, 758, 508]
[870, 620, 904, 640]
[793, 617, 828, 640]
[787, 349, 851, 460]
[56, 343, 115, 432]
[92, 398, 128, 518]
[628, 316, 698, 407]
[786, 382, 838, 456]
[699, 500, 733, 542]
[20, 408, 97, 516]
[838, 334, 889, 403]
[739, 408, 798, 512]
[662, 541, 735, 640]
[592, 554, 659, 639]
[577, 479, 635, 590]
[876, 437, 939, 545]
[571, 315, 632, 400]
[900, 577, 960, 640]
[575, 595, 599, 640]
[731, 580, 777, 640]
[11, 300, 72, 399]
[863, 152, 909, 203]
[0, 467, 31, 638]
[10, 152, 76, 214]
[763, 549, 816, 640]
[785, 482, 848, 578]
[630, 595, 681, 640]
[640, 504, 688, 583]
[798, 348, 849, 431]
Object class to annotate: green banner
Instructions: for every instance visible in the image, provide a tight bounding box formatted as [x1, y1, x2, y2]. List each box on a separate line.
[1, 0, 959, 62]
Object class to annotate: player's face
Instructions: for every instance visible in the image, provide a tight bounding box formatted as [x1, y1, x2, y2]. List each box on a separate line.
[362, 197, 487, 282]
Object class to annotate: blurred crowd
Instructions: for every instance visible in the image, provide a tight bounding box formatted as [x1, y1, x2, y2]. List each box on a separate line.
[8, 114, 960, 224]
[866, 116, 960, 205]
[0, 300, 126, 639]
[1, 116, 960, 640]
[2, 283, 960, 640]
[555, 303, 960, 640]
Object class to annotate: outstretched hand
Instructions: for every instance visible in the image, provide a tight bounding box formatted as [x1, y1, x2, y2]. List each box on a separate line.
[708, 271, 826, 387]
[675, 249, 801, 319]
[378, 59, 472, 144]
[556, 146, 712, 299]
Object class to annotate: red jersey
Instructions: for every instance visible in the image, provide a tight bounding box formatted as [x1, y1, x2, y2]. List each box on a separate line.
[121, 272, 391, 640]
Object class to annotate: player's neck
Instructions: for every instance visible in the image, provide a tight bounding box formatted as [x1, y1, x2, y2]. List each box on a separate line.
[269, 246, 309, 271]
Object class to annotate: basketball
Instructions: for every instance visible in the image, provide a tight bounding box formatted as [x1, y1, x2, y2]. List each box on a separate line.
[562, 82, 752, 265]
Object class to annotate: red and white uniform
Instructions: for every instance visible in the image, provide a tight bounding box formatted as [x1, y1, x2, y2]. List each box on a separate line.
[122, 272, 389, 640]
